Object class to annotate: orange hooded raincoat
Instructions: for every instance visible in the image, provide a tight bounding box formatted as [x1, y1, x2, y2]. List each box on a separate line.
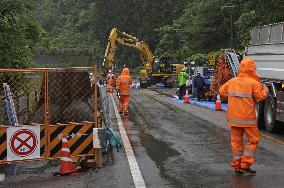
[116, 68, 132, 114]
[219, 58, 268, 170]
[107, 72, 115, 92]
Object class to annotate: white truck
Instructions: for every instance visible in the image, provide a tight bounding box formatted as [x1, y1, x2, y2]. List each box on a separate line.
[246, 22, 284, 132]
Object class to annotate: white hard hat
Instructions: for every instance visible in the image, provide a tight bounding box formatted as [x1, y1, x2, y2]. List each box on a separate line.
[108, 70, 112, 73]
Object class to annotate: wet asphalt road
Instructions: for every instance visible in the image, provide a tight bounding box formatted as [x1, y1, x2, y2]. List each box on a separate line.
[124, 89, 284, 188]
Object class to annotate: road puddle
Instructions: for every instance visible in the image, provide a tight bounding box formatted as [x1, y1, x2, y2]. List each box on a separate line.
[140, 132, 180, 166]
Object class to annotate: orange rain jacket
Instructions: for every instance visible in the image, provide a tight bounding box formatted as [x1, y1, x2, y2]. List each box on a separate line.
[219, 58, 269, 127]
[107, 73, 115, 86]
[116, 68, 132, 95]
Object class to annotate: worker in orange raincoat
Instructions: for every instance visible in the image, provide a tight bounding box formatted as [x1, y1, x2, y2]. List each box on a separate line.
[116, 68, 132, 115]
[219, 58, 268, 175]
[107, 70, 115, 92]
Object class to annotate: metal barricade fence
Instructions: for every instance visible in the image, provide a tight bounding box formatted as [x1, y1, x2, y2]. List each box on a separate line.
[0, 69, 46, 125]
[0, 67, 100, 163]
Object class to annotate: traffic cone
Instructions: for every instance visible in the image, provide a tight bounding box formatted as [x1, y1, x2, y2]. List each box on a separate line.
[54, 135, 79, 176]
[184, 89, 190, 103]
[215, 94, 222, 111]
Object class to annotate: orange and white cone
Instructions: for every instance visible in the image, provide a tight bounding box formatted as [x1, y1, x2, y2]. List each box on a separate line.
[215, 94, 222, 111]
[54, 135, 79, 176]
[184, 89, 190, 103]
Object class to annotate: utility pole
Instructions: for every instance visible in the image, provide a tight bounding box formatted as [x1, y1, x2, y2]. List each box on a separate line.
[222, 5, 236, 48]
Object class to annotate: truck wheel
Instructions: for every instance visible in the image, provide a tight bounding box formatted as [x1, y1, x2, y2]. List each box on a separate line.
[264, 95, 277, 133]
[255, 102, 265, 128]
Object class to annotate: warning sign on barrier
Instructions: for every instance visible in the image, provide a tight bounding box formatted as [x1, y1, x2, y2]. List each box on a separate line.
[48, 122, 94, 158]
[7, 126, 40, 161]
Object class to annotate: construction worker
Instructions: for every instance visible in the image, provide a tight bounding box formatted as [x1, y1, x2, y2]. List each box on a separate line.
[178, 67, 189, 100]
[193, 72, 205, 101]
[219, 58, 268, 175]
[185, 68, 192, 95]
[116, 68, 132, 115]
[107, 70, 115, 92]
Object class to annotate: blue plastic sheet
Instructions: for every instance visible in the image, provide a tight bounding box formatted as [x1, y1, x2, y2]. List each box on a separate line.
[172, 95, 228, 111]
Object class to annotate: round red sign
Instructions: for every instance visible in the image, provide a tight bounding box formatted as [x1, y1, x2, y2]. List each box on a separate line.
[10, 129, 38, 157]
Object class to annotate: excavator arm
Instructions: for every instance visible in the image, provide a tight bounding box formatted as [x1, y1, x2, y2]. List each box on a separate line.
[103, 28, 154, 73]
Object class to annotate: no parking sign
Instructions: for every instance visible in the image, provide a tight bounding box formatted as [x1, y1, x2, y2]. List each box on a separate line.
[7, 126, 40, 161]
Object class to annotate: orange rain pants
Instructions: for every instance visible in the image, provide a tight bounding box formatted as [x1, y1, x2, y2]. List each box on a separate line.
[231, 126, 259, 170]
[118, 95, 129, 114]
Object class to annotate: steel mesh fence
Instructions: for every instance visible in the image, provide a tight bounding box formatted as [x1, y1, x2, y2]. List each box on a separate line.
[47, 68, 94, 124]
[0, 70, 45, 125]
[0, 68, 96, 125]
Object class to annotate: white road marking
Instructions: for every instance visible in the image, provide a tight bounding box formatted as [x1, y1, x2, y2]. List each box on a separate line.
[110, 94, 146, 188]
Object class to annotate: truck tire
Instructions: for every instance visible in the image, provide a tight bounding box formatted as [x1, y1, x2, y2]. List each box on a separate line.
[264, 95, 277, 133]
[255, 102, 265, 128]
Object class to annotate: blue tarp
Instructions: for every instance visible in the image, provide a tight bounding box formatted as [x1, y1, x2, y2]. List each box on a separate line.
[172, 95, 228, 111]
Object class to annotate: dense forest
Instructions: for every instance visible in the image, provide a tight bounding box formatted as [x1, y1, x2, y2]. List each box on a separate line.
[1, 0, 284, 68]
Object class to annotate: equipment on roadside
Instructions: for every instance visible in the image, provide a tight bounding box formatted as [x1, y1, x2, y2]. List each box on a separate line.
[184, 89, 190, 103]
[246, 22, 284, 133]
[54, 135, 79, 176]
[214, 94, 222, 111]
[205, 50, 240, 100]
[3, 83, 19, 126]
[102, 127, 122, 153]
[103, 28, 185, 88]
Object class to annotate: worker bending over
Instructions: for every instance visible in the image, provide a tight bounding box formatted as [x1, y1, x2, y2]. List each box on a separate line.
[116, 68, 132, 115]
[219, 58, 268, 175]
[107, 70, 115, 93]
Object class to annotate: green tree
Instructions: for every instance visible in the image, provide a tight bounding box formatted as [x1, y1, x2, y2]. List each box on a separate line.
[235, 10, 259, 49]
[0, 0, 44, 68]
[34, 0, 102, 65]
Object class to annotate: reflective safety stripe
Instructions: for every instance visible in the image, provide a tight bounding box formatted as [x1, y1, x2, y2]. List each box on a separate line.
[233, 155, 241, 159]
[232, 151, 243, 155]
[227, 119, 257, 125]
[243, 148, 255, 157]
[243, 151, 254, 157]
[228, 93, 253, 98]
[120, 81, 129, 84]
[120, 92, 130, 95]
[61, 157, 72, 162]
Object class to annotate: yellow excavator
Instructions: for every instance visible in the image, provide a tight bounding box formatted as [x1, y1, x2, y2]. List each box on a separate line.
[103, 28, 184, 88]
